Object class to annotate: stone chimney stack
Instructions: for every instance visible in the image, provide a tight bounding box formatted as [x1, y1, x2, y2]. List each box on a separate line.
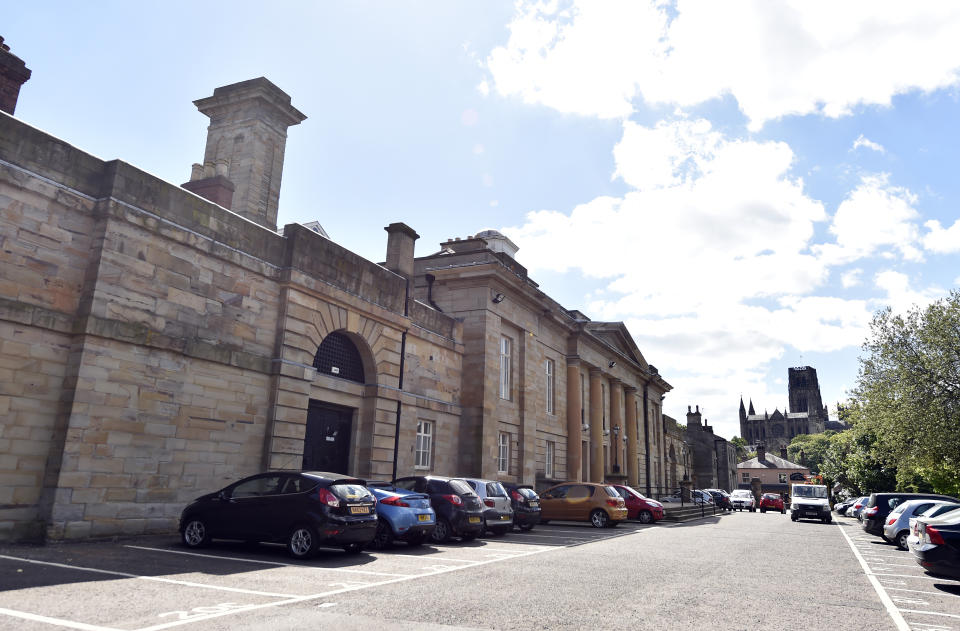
[0, 37, 32, 116]
[189, 78, 306, 230]
[384, 222, 419, 285]
[757, 443, 765, 462]
[780, 445, 788, 460]
[686, 404, 702, 428]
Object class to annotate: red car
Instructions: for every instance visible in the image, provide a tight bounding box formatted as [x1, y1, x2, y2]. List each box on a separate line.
[611, 485, 665, 523]
[759, 493, 786, 514]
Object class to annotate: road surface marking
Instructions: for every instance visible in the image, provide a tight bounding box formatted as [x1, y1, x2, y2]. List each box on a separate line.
[125, 545, 409, 577]
[888, 588, 960, 600]
[379, 554, 477, 563]
[0, 554, 295, 598]
[836, 521, 911, 631]
[900, 610, 960, 620]
[0, 607, 123, 631]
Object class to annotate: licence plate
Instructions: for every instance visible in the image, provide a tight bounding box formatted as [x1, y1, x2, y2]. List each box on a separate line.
[349, 506, 370, 515]
[418, 514, 430, 522]
[500, 515, 510, 520]
[468, 516, 482, 524]
[528, 501, 539, 508]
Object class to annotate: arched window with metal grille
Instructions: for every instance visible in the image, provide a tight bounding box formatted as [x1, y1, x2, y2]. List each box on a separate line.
[313, 332, 365, 383]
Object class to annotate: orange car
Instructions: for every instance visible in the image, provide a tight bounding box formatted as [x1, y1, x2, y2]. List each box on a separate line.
[538, 482, 628, 528]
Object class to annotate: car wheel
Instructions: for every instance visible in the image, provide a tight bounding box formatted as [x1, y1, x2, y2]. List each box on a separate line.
[343, 543, 365, 555]
[370, 520, 393, 550]
[760, 508, 766, 513]
[181, 518, 210, 548]
[637, 510, 654, 524]
[781, 508, 786, 514]
[431, 518, 452, 544]
[826, 516, 832, 524]
[287, 525, 318, 559]
[791, 514, 798, 522]
[896, 530, 909, 551]
[590, 509, 609, 528]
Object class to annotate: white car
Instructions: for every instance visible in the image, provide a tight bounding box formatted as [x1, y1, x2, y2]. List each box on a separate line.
[730, 489, 756, 512]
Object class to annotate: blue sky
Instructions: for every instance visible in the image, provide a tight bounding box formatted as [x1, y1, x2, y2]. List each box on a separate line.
[7, 1, 960, 439]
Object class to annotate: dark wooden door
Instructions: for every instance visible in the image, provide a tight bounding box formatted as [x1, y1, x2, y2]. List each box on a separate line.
[303, 401, 353, 474]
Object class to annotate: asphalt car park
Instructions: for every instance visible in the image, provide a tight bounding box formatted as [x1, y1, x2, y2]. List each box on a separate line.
[837, 514, 960, 630]
[0, 520, 654, 631]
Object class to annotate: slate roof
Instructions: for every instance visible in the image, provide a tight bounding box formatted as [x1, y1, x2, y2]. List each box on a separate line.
[737, 453, 806, 470]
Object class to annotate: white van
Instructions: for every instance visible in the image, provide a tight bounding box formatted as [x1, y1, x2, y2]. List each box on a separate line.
[790, 484, 831, 523]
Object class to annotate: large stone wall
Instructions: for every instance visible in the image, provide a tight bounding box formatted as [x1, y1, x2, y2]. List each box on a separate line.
[0, 112, 462, 541]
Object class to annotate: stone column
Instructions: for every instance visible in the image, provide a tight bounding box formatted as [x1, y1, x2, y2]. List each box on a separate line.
[566, 359, 582, 481]
[609, 379, 623, 474]
[589, 368, 604, 482]
[624, 386, 638, 486]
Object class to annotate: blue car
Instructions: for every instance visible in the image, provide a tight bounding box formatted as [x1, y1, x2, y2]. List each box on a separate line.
[367, 483, 436, 549]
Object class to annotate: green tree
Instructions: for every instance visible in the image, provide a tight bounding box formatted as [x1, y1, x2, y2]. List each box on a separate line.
[729, 436, 749, 462]
[787, 431, 835, 474]
[820, 425, 897, 496]
[846, 290, 960, 495]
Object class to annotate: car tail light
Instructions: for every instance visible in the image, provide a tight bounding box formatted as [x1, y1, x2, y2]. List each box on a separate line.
[484, 499, 495, 508]
[442, 494, 462, 506]
[887, 517, 897, 526]
[606, 499, 620, 507]
[511, 491, 523, 501]
[865, 506, 878, 517]
[926, 526, 946, 546]
[316, 488, 340, 508]
[380, 495, 410, 508]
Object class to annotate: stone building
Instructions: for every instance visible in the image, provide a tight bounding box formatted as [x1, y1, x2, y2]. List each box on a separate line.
[662, 414, 692, 490]
[739, 366, 843, 453]
[412, 231, 672, 493]
[0, 43, 674, 541]
[684, 405, 737, 491]
[736, 444, 810, 496]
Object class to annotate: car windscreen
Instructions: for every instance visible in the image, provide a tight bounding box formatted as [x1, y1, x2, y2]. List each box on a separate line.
[792, 486, 827, 498]
[330, 483, 374, 502]
[762, 494, 779, 500]
[486, 482, 508, 497]
[449, 479, 475, 495]
[732, 490, 751, 497]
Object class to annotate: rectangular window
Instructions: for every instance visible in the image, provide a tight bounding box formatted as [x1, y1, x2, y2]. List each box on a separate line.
[545, 440, 555, 478]
[545, 359, 555, 414]
[742, 473, 750, 483]
[498, 432, 510, 473]
[779, 473, 787, 483]
[499, 336, 512, 400]
[602, 383, 607, 430]
[580, 373, 585, 423]
[415, 421, 433, 469]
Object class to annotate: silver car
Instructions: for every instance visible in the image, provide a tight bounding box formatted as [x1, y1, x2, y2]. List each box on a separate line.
[906, 501, 960, 551]
[731, 489, 756, 512]
[463, 478, 514, 536]
[883, 498, 948, 550]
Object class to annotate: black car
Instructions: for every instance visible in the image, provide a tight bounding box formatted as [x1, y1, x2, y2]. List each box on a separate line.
[501, 482, 541, 531]
[392, 475, 484, 543]
[179, 471, 377, 558]
[704, 489, 733, 511]
[913, 510, 960, 578]
[862, 492, 958, 537]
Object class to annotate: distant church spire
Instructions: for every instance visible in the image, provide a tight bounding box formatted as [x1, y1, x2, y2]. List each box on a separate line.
[748, 399, 756, 415]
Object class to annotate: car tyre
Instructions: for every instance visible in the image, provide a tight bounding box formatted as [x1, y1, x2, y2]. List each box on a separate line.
[760, 507, 766, 513]
[590, 509, 610, 528]
[637, 510, 654, 524]
[370, 520, 393, 550]
[431, 518, 452, 544]
[181, 518, 210, 548]
[781, 508, 786, 514]
[287, 525, 319, 559]
[896, 530, 909, 551]
[791, 513, 798, 522]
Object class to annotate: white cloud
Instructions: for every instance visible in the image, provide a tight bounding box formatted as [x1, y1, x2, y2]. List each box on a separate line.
[923, 218, 960, 253]
[852, 134, 885, 154]
[473, 143, 485, 155]
[489, 200, 499, 207]
[874, 270, 946, 313]
[485, 1, 960, 129]
[814, 174, 923, 265]
[840, 269, 863, 288]
[482, 174, 494, 187]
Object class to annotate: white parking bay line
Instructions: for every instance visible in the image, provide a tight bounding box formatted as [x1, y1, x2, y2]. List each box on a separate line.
[0, 607, 124, 631]
[888, 588, 960, 600]
[900, 609, 960, 620]
[0, 554, 295, 598]
[835, 522, 911, 631]
[125, 546, 410, 578]
[381, 554, 478, 563]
